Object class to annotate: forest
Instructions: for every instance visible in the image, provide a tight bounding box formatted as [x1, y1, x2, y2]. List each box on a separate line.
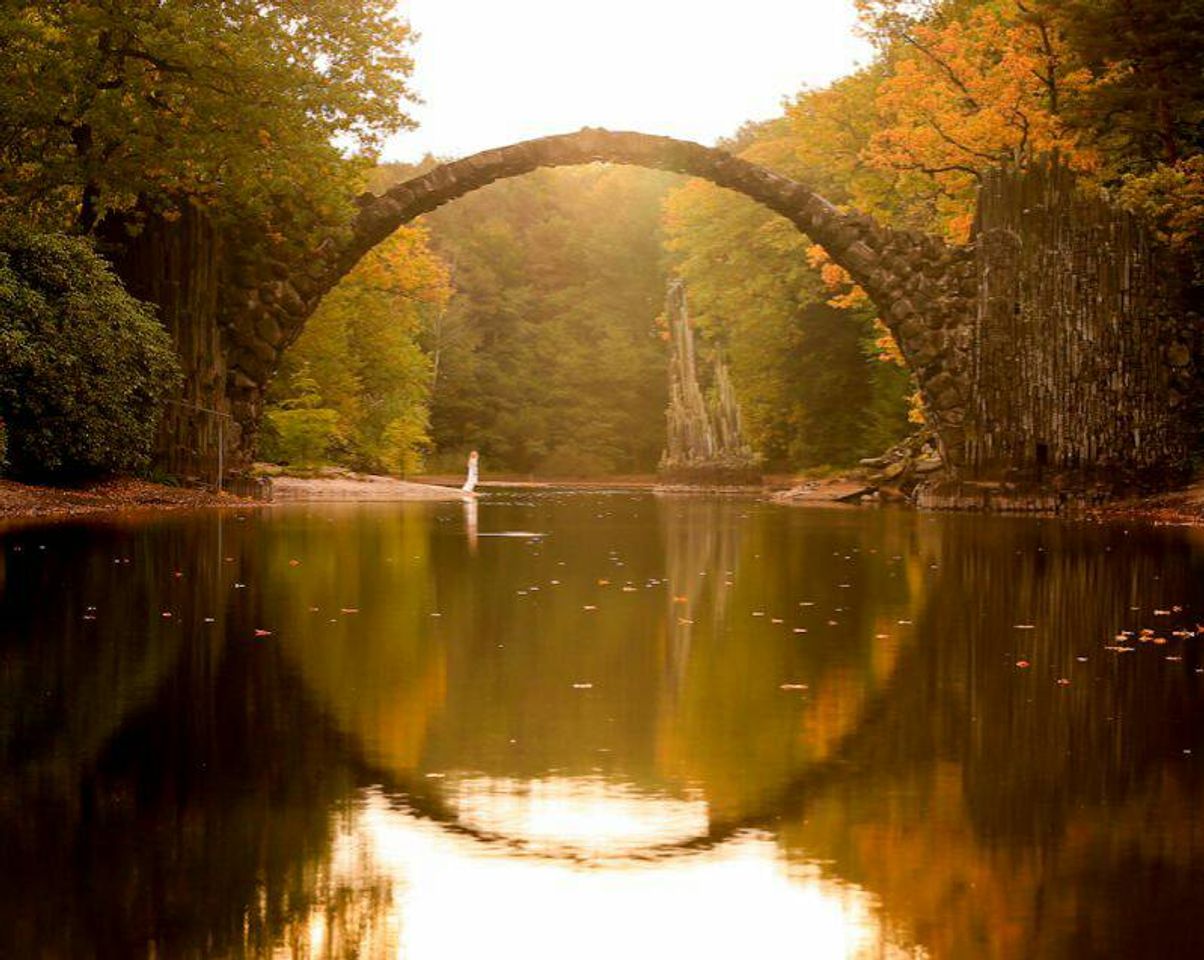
[0, 0, 1201, 480]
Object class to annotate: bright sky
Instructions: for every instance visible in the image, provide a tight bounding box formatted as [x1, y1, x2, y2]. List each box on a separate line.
[384, 0, 871, 162]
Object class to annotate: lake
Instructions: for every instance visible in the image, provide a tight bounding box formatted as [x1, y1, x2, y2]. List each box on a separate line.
[2, 491, 1202, 958]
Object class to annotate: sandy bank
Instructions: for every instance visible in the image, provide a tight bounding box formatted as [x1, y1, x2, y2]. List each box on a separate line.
[270, 473, 466, 502]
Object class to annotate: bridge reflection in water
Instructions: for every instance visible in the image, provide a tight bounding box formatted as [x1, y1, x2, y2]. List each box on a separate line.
[1, 493, 1202, 958]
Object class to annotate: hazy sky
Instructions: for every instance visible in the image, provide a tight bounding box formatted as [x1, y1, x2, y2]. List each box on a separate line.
[384, 0, 871, 162]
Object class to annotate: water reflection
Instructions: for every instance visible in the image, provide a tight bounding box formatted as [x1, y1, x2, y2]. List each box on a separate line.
[0, 496, 1202, 957]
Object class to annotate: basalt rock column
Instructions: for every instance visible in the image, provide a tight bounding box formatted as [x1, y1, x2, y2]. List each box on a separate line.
[659, 280, 760, 484]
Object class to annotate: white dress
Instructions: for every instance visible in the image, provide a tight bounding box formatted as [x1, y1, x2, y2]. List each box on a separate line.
[461, 455, 479, 493]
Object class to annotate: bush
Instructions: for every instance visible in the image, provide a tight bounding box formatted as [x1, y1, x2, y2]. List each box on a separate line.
[263, 407, 342, 468]
[0, 226, 180, 480]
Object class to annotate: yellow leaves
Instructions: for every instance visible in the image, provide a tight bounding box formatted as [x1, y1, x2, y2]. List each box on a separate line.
[865, 1, 1096, 234]
[873, 319, 907, 368]
[345, 225, 452, 312]
[807, 244, 868, 309]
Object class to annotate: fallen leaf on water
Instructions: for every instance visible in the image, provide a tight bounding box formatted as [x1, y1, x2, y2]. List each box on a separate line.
[673, 596, 688, 604]
[1015, 660, 1031, 668]
[583, 605, 597, 611]
[572, 683, 593, 689]
[254, 629, 272, 638]
[1154, 609, 1171, 616]
[771, 618, 784, 624]
[288, 559, 301, 567]
[341, 608, 359, 614]
[1056, 678, 1071, 686]
[1014, 624, 1036, 630]
[677, 618, 694, 625]
[793, 628, 808, 634]
[597, 579, 610, 586]
[779, 683, 809, 691]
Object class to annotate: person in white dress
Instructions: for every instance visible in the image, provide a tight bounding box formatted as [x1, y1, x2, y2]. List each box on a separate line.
[461, 450, 479, 494]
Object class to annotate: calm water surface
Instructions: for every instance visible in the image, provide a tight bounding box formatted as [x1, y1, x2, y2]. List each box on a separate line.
[2, 491, 1202, 958]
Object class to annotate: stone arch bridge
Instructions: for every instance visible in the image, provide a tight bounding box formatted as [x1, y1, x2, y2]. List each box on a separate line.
[114, 129, 1196, 493]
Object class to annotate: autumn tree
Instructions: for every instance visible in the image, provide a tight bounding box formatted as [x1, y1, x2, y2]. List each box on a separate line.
[0, 1, 416, 247]
[853, 0, 1091, 238]
[264, 225, 451, 475]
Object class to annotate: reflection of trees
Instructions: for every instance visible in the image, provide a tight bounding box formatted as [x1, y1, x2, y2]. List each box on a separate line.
[0, 513, 406, 958]
[772, 517, 1204, 958]
[654, 503, 933, 820]
[263, 505, 448, 775]
[0, 609, 400, 958]
[0, 519, 198, 793]
[4, 506, 1204, 957]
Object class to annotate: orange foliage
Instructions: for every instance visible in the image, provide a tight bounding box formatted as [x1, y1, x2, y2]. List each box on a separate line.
[865, 1, 1095, 240]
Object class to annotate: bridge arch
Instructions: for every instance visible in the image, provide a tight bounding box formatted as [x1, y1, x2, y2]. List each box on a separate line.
[226, 130, 975, 464]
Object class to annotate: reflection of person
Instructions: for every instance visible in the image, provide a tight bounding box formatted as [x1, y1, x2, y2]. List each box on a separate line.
[463, 495, 478, 554]
[461, 450, 479, 494]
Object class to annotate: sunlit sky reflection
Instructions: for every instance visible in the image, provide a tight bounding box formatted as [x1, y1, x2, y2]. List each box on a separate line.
[297, 786, 920, 959]
[386, 0, 870, 161]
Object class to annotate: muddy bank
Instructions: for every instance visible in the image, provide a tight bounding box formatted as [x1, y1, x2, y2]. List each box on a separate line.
[1087, 482, 1204, 526]
[0, 478, 257, 524]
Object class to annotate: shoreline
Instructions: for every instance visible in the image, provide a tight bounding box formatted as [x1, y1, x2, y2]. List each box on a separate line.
[3, 472, 1204, 528]
[0, 477, 261, 525]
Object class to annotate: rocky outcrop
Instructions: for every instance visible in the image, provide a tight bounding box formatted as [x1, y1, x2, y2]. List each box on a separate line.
[659, 278, 762, 485]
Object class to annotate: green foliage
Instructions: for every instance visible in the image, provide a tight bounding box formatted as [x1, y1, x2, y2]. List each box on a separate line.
[422, 166, 676, 475]
[1047, 0, 1204, 171]
[0, 0, 416, 248]
[266, 226, 448, 475]
[264, 405, 342, 470]
[664, 128, 913, 469]
[0, 225, 180, 479]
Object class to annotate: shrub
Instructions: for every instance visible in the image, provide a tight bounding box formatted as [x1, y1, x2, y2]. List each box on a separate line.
[260, 368, 342, 469]
[263, 407, 342, 469]
[0, 226, 181, 480]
